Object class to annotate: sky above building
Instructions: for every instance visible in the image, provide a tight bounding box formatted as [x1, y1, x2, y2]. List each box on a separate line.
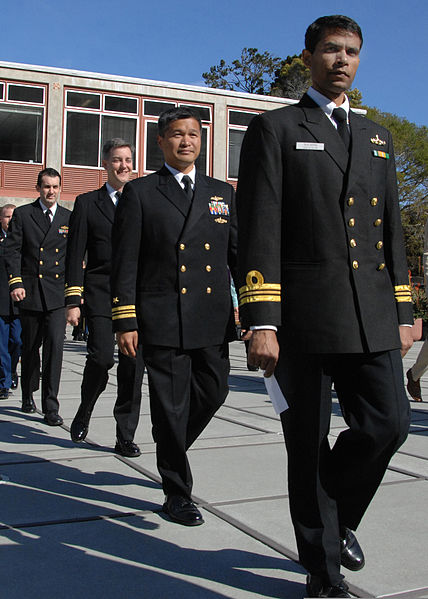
[1, 0, 426, 126]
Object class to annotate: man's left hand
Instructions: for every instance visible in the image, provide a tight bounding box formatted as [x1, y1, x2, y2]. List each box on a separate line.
[399, 325, 414, 357]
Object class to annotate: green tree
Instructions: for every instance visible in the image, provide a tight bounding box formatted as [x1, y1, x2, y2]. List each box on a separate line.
[270, 55, 311, 100]
[202, 48, 281, 95]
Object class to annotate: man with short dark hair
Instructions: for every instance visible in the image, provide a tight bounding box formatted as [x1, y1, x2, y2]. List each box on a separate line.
[111, 107, 237, 526]
[237, 15, 413, 597]
[5, 168, 71, 424]
[0, 204, 21, 399]
[65, 139, 144, 456]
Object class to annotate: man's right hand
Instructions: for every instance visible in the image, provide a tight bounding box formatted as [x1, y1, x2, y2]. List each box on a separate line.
[66, 306, 81, 326]
[243, 329, 279, 377]
[10, 287, 25, 302]
[116, 331, 138, 358]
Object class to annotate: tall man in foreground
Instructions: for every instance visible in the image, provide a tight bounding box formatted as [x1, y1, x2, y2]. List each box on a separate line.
[5, 169, 71, 424]
[65, 139, 144, 456]
[111, 107, 237, 525]
[237, 15, 413, 598]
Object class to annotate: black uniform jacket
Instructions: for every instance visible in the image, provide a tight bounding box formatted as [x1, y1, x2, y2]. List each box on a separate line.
[65, 185, 115, 317]
[5, 200, 71, 312]
[237, 94, 413, 354]
[111, 166, 238, 350]
[0, 230, 18, 317]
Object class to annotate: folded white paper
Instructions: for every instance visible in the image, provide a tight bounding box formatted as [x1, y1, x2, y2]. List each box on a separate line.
[263, 373, 289, 414]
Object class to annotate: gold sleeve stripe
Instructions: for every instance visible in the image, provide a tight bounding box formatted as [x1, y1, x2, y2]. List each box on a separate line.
[394, 284, 412, 303]
[112, 311, 137, 321]
[8, 277, 23, 286]
[240, 294, 281, 306]
[112, 305, 136, 314]
[65, 287, 83, 297]
[394, 285, 411, 292]
[239, 270, 281, 306]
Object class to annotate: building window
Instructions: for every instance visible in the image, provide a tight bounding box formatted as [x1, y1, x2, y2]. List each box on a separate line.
[0, 82, 46, 164]
[64, 89, 138, 168]
[227, 109, 259, 179]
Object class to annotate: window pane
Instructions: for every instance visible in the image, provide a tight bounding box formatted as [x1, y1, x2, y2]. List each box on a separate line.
[101, 116, 137, 165]
[0, 104, 43, 163]
[228, 129, 245, 178]
[195, 128, 208, 173]
[8, 85, 44, 104]
[179, 104, 211, 122]
[144, 100, 175, 116]
[0, 83, 4, 100]
[229, 111, 257, 126]
[66, 91, 100, 109]
[65, 112, 99, 166]
[105, 96, 138, 114]
[146, 121, 164, 171]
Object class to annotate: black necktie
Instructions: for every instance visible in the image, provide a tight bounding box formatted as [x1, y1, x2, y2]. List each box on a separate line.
[45, 209, 52, 227]
[332, 107, 350, 150]
[181, 175, 194, 203]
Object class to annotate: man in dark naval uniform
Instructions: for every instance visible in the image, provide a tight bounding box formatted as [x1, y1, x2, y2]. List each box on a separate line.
[111, 107, 237, 526]
[5, 168, 71, 425]
[237, 15, 413, 598]
[65, 139, 144, 457]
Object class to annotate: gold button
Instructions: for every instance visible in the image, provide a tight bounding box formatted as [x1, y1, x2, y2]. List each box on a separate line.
[371, 197, 378, 206]
[181, 287, 187, 294]
[55, 261, 59, 266]
[179, 243, 185, 250]
[377, 263, 385, 271]
[206, 265, 212, 272]
[348, 218, 355, 227]
[55, 274, 59, 279]
[206, 287, 212, 294]
[374, 219, 382, 227]
[352, 260, 359, 270]
[204, 243, 210, 250]
[55, 248, 59, 253]
[40, 247, 44, 252]
[39, 274, 43, 278]
[349, 239, 357, 248]
[348, 197, 355, 206]
[180, 265, 186, 272]
[39, 260, 43, 265]
[376, 241, 383, 250]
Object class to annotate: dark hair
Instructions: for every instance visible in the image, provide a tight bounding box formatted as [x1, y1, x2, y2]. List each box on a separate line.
[37, 168, 61, 187]
[157, 107, 202, 137]
[305, 15, 363, 53]
[102, 138, 134, 161]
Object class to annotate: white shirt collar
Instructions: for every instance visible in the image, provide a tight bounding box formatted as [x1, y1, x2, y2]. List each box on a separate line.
[307, 86, 350, 124]
[106, 182, 122, 205]
[39, 199, 58, 217]
[164, 163, 196, 188]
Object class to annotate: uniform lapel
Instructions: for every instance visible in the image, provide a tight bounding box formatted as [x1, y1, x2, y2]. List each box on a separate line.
[156, 166, 190, 218]
[346, 111, 370, 197]
[95, 184, 115, 223]
[31, 199, 50, 236]
[298, 94, 349, 174]
[182, 172, 210, 231]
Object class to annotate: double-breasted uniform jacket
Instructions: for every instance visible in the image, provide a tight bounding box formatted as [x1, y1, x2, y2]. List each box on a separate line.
[237, 93, 413, 354]
[0, 230, 18, 317]
[5, 200, 71, 312]
[65, 185, 116, 316]
[111, 166, 238, 350]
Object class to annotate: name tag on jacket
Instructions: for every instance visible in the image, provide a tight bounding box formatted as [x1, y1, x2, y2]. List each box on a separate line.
[295, 142, 325, 151]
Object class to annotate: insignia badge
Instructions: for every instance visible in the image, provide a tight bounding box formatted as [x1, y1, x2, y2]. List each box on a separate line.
[209, 199, 229, 216]
[372, 150, 390, 159]
[58, 225, 69, 234]
[113, 297, 119, 304]
[215, 217, 227, 224]
[370, 134, 386, 146]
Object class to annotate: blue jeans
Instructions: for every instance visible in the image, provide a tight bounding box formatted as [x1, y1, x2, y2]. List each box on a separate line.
[0, 316, 22, 389]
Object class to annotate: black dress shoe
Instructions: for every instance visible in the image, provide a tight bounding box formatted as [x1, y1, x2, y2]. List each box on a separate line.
[43, 412, 63, 426]
[70, 419, 89, 443]
[340, 527, 365, 571]
[0, 388, 9, 400]
[163, 495, 204, 526]
[22, 397, 36, 413]
[306, 575, 351, 598]
[11, 373, 18, 390]
[114, 438, 141, 457]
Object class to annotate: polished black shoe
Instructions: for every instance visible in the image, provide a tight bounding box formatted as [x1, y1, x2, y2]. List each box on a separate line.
[340, 527, 365, 571]
[10, 373, 18, 390]
[163, 494, 204, 526]
[306, 575, 351, 598]
[70, 419, 89, 443]
[114, 438, 141, 457]
[0, 388, 9, 399]
[22, 397, 36, 413]
[43, 412, 63, 426]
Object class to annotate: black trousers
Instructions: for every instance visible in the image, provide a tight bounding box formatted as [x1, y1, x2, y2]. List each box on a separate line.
[143, 342, 230, 498]
[19, 307, 65, 414]
[276, 343, 410, 585]
[74, 315, 144, 440]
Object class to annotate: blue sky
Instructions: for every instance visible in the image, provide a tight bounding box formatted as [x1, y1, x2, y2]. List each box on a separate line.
[1, 0, 426, 126]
